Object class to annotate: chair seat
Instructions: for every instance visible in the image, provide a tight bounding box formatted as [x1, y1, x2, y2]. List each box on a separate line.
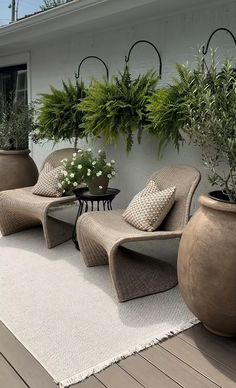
[79, 209, 183, 247]
[0, 187, 75, 211]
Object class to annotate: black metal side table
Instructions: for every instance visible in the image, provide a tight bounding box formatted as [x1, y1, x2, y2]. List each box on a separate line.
[72, 188, 120, 250]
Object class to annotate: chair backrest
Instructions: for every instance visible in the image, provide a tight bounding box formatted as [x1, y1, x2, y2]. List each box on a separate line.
[41, 148, 77, 170]
[149, 165, 201, 231]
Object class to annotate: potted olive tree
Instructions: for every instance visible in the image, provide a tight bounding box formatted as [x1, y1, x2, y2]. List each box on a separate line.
[0, 99, 38, 191]
[149, 53, 236, 336]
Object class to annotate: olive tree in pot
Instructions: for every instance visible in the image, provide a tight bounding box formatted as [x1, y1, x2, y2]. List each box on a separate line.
[0, 99, 38, 191]
[149, 53, 236, 336]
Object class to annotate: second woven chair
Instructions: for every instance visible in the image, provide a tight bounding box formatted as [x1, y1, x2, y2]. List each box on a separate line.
[77, 165, 201, 302]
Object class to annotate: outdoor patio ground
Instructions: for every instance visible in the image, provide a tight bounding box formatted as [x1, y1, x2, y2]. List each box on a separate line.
[1, 321, 236, 388]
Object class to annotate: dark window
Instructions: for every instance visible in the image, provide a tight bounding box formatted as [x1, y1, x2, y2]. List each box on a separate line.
[0, 64, 27, 104]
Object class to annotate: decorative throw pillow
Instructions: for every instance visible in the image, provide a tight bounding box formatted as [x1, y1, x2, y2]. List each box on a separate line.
[128, 180, 159, 207]
[123, 186, 176, 231]
[32, 162, 63, 197]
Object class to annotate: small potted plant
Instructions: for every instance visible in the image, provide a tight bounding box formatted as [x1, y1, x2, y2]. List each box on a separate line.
[0, 98, 38, 191]
[149, 51, 236, 336]
[59, 149, 116, 195]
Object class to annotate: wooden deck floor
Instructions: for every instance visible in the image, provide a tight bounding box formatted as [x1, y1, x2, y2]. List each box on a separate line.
[1, 321, 236, 388]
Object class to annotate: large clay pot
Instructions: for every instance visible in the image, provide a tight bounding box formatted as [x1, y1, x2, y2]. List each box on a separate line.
[177, 194, 236, 336]
[0, 149, 39, 191]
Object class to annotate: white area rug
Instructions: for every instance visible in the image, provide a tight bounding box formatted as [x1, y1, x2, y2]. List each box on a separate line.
[0, 229, 198, 387]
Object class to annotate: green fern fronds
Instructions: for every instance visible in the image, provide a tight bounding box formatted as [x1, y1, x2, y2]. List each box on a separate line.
[79, 67, 159, 152]
[35, 79, 87, 148]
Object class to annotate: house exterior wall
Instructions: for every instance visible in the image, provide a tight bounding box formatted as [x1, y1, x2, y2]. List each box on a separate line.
[11, 1, 236, 208]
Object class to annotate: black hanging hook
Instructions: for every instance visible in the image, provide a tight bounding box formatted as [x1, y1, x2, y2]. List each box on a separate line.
[75, 55, 109, 80]
[125, 40, 162, 78]
[202, 27, 236, 55]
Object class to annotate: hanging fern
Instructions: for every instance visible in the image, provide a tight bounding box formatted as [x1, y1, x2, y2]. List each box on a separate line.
[79, 67, 159, 152]
[35, 79, 87, 148]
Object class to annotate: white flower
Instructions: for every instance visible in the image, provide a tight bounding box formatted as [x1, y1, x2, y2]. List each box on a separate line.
[96, 171, 102, 177]
[71, 161, 74, 166]
[99, 186, 103, 189]
[77, 149, 82, 153]
[61, 180, 65, 184]
[67, 180, 71, 184]
[73, 182, 78, 187]
[63, 189, 65, 193]
[87, 172, 91, 176]
[92, 161, 96, 165]
[87, 148, 92, 152]
[60, 159, 64, 163]
[70, 173, 75, 178]
[106, 162, 111, 167]
[111, 160, 115, 164]
[107, 174, 112, 179]
[64, 158, 68, 162]
[73, 153, 77, 157]
[63, 171, 68, 177]
[98, 149, 102, 153]
[58, 183, 62, 188]
[111, 171, 116, 176]
[87, 169, 91, 172]
[77, 164, 82, 169]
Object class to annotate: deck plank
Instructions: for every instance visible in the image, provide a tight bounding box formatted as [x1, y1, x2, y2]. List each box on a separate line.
[0, 321, 57, 388]
[119, 353, 181, 388]
[142, 344, 218, 388]
[161, 336, 236, 388]
[74, 375, 107, 387]
[179, 324, 236, 371]
[96, 363, 144, 388]
[0, 353, 28, 388]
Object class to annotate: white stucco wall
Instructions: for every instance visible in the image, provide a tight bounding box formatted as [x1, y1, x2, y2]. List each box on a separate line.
[8, 0, 236, 209]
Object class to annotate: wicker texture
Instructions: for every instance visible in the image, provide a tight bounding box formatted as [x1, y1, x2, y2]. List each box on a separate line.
[123, 186, 176, 231]
[32, 162, 64, 197]
[0, 148, 76, 248]
[77, 165, 201, 302]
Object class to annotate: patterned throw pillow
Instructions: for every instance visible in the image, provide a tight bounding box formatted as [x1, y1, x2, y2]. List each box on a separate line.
[32, 163, 63, 197]
[123, 185, 176, 231]
[128, 180, 159, 207]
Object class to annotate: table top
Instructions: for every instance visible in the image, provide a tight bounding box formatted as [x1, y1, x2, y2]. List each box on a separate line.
[74, 188, 120, 201]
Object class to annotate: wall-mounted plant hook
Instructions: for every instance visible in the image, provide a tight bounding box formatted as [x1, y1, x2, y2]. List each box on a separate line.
[202, 27, 236, 55]
[75, 55, 109, 80]
[125, 40, 162, 78]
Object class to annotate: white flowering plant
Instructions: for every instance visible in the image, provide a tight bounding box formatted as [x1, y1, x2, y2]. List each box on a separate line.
[59, 149, 116, 194]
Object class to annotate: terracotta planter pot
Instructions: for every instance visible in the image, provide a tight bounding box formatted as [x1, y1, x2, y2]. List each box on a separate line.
[87, 176, 109, 195]
[177, 194, 236, 336]
[0, 149, 39, 191]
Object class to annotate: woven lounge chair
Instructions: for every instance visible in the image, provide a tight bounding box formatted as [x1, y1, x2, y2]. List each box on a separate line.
[77, 165, 201, 302]
[0, 148, 76, 249]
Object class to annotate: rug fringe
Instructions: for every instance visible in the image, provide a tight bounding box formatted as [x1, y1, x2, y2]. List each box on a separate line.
[57, 317, 199, 388]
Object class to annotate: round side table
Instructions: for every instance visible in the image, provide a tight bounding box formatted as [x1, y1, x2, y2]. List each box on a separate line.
[72, 188, 120, 249]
